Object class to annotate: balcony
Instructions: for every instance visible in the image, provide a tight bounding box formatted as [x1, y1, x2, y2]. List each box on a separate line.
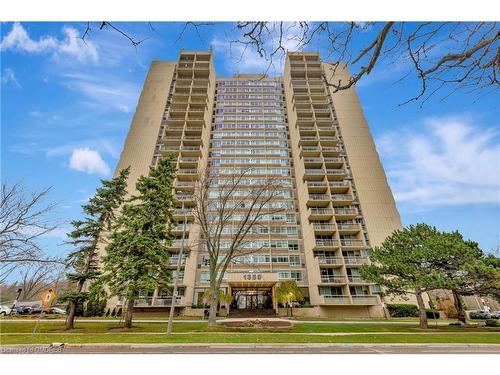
[304, 169, 326, 180]
[317, 256, 343, 265]
[351, 295, 380, 305]
[171, 223, 192, 234]
[321, 146, 342, 155]
[323, 157, 343, 168]
[177, 169, 198, 177]
[174, 181, 196, 190]
[300, 146, 321, 157]
[309, 208, 334, 220]
[178, 157, 199, 167]
[329, 181, 351, 193]
[334, 207, 358, 218]
[337, 223, 361, 233]
[314, 239, 340, 249]
[326, 169, 347, 180]
[320, 295, 351, 305]
[348, 276, 369, 283]
[134, 297, 182, 307]
[330, 194, 354, 206]
[299, 136, 319, 146]
[340, 239, 365, 248]
[307, 194, 331, 207]
[320, 275, 347, 283]
[176, 194, 194, 203]
[173, 209, 194, 219]
[344, 256, 369, 265]
[306, 181, 328, 193]
[312, 223, 336, 234]
[180, 146, 202, 156]
[303, 158, 323, 167]
[159, 145, 180, 154]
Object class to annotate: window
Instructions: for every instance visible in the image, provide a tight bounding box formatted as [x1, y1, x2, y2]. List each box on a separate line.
[278, 271, 302, 281]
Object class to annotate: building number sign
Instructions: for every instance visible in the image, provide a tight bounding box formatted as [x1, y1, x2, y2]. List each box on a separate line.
[243, 274, 262, 281]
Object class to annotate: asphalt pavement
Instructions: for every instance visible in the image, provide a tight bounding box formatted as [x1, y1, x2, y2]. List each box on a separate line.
[1, 343, 499, 354]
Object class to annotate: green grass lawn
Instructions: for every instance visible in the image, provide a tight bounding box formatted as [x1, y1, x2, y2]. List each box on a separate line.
[1, 332, 499, 345]
[3, 321, 499, 334]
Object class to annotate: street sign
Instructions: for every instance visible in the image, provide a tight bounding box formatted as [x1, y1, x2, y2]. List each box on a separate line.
[39, 287, 57, 307]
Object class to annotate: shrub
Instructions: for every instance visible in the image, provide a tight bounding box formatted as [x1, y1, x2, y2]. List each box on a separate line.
[191, 303, 205, 309]
[386, 304, 419, 317]
[485, 319, 500, 327]
[470, 311, 491, 320]
[116, 308, 122, 317]
[105, 308, 110, 317]
[426, 309, 440, 319]
[111, 307, 116, 317]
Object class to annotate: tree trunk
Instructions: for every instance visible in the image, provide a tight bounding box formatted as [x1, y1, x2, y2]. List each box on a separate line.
[124, 298, 134, 329]
[208, 292, 218, 327]
[452, 290, 466, 324]
[65, 301, 76, 330]
[415, 288, 428, 329]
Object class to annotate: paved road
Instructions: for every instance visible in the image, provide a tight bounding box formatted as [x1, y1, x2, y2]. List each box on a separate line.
[2, 344, 499, 354]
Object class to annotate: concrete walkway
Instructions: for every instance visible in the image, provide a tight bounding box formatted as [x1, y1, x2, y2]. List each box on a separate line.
[0, 318, 452, 325]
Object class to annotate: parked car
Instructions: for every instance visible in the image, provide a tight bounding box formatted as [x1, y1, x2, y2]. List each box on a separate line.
[50, 307, 67, 315]
[13, 306, 32, 315]
[0, 305, 12, 316]
[490, 311, 500, 319]
[30, 305, 51, 314]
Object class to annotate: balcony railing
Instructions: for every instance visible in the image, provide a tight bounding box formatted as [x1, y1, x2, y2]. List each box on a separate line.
[309, 194, 330, 201]
[317, 256, 343, 265]
[309, 208, 334, 216]
[351, 295, 379, 305]
[315, 239, 340, 248]
[331, 194, 353, 201]
[341, 239, 365, 247]
[334, 207, 358, 216]
[304, 169, 326, 175]
[134, 297, 182, 307]
[320, 275, 346, 283]
[313, 223, 336, 231]
[337, 224, 361, 231]
[348, 276, 368, 283]
[321, 295, 351, 305]
[344, 257, 369, 265]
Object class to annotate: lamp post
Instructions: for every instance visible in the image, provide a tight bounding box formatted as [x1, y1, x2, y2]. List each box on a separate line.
[167, 199, 187, 334]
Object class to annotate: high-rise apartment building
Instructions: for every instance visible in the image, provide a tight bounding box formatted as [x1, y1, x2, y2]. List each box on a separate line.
[107, 50, 402, 318]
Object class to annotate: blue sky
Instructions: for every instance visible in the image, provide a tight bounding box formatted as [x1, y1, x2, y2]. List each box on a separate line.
[1, 22, 499, 263]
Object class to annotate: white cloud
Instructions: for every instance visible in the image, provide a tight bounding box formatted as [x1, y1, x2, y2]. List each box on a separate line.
[69, 147, 111, 176]
[377, 116, 500, 205]
[60, 72, 139, 113]
[0, 22, 98, 64]
[1, 68, 21, 88]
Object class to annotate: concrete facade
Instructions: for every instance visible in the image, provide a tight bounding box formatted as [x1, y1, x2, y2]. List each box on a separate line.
[106, 51, 405, 318]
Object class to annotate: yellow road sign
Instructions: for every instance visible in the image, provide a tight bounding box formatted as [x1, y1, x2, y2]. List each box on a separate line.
[39, 287, 57, 307]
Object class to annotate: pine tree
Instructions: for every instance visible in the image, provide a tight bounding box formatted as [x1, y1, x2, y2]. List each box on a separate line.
[102, 156, 176, 328]
[60, 167, 130, 330]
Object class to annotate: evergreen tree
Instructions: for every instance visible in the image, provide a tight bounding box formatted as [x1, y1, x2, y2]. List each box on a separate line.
[60, 167, 130, 330]
[102, 156, 176, 328]
[360, 224, 452, 328]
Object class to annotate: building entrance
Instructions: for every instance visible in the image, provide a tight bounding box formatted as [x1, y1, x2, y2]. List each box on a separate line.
[231, 288, 273, 310]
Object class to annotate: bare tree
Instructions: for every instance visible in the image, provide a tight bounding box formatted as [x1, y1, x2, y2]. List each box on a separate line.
[192, 169, 286, 326]
[18, 262, 65, 300]
[78, 21, 498, 105]
[0, 182, 61, 281]
[229, 22, 499, 105]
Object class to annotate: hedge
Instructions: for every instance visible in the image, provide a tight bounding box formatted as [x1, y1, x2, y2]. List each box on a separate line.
[386, 304, 419, 317]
